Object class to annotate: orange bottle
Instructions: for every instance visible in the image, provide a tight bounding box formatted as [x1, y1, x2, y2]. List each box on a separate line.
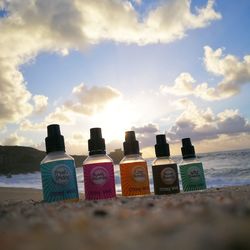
[119, 131, 150, 196]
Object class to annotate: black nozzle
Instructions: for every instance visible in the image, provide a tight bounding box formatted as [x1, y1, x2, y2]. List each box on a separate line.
[181, 138, 196, 159]
[155, 134, 170, 157]
[45, 124, 65, 154]
[123, 131, 139, 155]
[88, 128, 106, 155]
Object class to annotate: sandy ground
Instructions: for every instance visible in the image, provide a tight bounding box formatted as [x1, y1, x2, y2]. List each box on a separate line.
[0, 186, 250, 250]
[0, 187, 42, 201]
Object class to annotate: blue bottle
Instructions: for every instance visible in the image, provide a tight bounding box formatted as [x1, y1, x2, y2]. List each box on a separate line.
[40, 124, 79, 202]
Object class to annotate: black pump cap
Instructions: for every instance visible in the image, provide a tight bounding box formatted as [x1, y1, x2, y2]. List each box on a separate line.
[123, 131, 139, 155]
[181, 138, 196, 159]
[88, 128, 106, 155]
[45, 124, 65, 154]
[155, 134, 170, 157]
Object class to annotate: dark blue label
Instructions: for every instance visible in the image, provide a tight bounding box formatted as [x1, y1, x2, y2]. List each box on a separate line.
[40, 159, 79, 202]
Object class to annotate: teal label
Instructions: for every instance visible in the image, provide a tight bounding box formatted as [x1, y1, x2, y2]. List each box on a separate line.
[180, 162, 206, 192]
[40, 159, 79, 202]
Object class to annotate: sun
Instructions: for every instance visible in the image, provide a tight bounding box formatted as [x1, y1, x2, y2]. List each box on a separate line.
[91, 98, 138, 143]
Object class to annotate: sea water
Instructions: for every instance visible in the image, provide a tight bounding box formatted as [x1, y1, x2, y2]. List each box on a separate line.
[0, 149, 250, 193]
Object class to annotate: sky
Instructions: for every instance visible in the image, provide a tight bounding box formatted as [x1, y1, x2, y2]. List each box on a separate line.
[0, 0, 250, 157]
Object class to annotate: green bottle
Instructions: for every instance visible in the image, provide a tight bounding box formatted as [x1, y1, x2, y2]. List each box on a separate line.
[179, 138, 206, 192]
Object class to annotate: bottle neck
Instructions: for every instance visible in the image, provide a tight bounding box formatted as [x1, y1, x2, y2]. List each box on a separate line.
[89, 150, 106, 156]
[47, 150, 66, 155]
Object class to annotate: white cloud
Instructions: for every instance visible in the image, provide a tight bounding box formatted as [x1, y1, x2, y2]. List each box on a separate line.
[161, 46, 250, 100]
[144, 0, 221, 44]
[203, 46, 250, 98]
[0, 61, 33, 129]
[166, 99, 250, 142]
[0, 0, 220, 128]
[65, 83, 121, 115]
[20, 119, 45, 131]
[65, 132, 88, 155]
[1, 132, 31, 146]
[20, 83, 121, 131]
[33, 95, 48, 114]
[132, 0, 142, 5]
[160, 72, 195, 96]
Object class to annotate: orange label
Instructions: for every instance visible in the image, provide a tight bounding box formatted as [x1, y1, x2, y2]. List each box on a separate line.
[119, 162, 150, 196]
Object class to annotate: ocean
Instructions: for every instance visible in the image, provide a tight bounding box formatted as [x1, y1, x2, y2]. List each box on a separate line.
[0, 149, 250, 193]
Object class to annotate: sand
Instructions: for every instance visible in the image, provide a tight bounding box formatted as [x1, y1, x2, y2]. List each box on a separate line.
[0, 186, 250, 250]
[0, 187, 42, 201]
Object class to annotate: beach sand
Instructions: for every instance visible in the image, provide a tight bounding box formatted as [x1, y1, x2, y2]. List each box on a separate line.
[0, 186, 250, 250]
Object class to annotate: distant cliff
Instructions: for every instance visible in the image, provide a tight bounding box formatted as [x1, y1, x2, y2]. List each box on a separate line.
[0, 146, 87, 175]
[0, 146, 124, 175]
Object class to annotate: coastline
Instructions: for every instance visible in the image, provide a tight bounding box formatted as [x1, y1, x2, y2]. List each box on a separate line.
[0, 185, 250, 249]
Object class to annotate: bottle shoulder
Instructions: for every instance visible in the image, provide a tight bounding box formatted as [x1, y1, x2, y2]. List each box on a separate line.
[120, 154, 146, 164]
[179, 157, 201, 166]
[83, 154, 113, 165]
[41, 151, 73, 164]
[152, 157, 176, 166]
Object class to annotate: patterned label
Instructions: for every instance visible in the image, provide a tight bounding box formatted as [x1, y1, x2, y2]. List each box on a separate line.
[152, 164, 180, 195]
[40, 160, 79, 202]
[179, 162, 206, 192]
[120, 162, 150, 196]
[83, 162, 116, 200]
[132, 166, 147, 182]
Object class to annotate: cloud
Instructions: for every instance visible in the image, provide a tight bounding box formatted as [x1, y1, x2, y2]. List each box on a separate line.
[32, 95, 48, 114]
[1, 132, 31, 146]
[132, 123, 159, 134]
[20, 83, 121, 131]
[0, 61, 33, 129]
[0, 0, 220, 128]
[166, 99, 250, 142]
[132, 0, 142, 5]
[203, 46, 250, 98]
[64, 83, 121, 115]
[161, 47, 250, 100]
[144, 0, 221, 44]
[20, 119, 45, 131]
[65, 132, 88, 155]
[131, 123, 159, 148]
[160, 73, 195, 96]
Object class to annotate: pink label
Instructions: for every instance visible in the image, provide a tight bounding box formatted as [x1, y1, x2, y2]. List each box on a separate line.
[83, 162, 116, 200]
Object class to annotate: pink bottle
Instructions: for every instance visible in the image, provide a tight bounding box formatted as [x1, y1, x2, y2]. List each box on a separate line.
[83, 128, 116, 200]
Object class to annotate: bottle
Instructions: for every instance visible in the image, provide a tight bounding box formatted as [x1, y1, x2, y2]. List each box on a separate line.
[179, 138, 206, 192]
[152, 134, 180, 195]
[83, 128, 116, 200]
[119, 131, 150, 196]
[40, 124, 79, 202]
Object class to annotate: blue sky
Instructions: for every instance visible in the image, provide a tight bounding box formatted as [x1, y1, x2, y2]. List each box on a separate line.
[0, 0, 250, 156]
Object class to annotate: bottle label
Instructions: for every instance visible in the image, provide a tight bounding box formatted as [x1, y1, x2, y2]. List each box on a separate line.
[179, 162, 206, 191]
[132, 166, 147, 182]
[152, 164, 180, 195]
[120, 162, 150, 196]
[40, 159, 79, 202]
[83, 162, 116, 200]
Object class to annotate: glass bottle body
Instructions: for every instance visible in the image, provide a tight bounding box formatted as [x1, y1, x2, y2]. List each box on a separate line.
[120, 154, 150, 196]
[179, 157, 206, 192]
[83, 154, 116, 200]
[40, 151, 79, 202]
[152, 156, 180, 195]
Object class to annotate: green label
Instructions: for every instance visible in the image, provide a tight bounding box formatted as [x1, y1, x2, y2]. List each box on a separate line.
[179, 162, 206, 192]
[40, 159, 79, 202]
